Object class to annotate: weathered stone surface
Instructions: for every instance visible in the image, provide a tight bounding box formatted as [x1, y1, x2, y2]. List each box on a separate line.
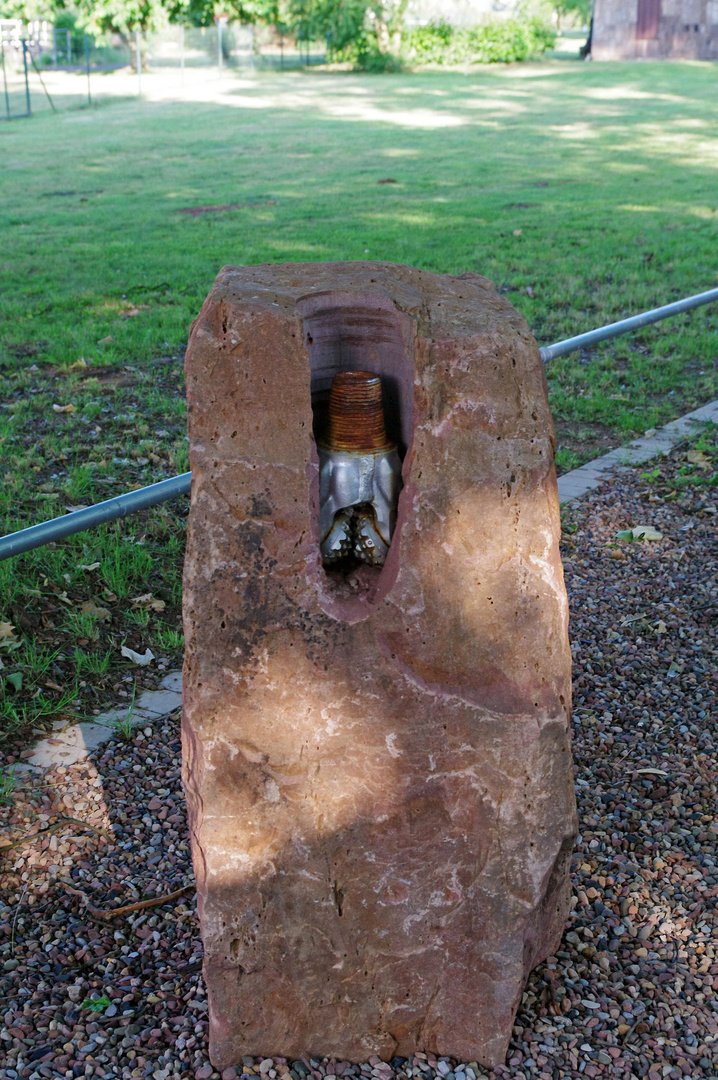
[182, 262, 577, 1068]
[593, 0, 718, 61]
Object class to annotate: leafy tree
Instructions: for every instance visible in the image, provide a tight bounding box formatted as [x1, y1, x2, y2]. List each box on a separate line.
[78, 0, 166, 36]
[283, 0, 360, 55]
[1, 0, 58, 19]
[74, 0, 280, 35]
[167, 0, 280, 27]
[286, 0, 406, 66]
[549, 0, 591, 32]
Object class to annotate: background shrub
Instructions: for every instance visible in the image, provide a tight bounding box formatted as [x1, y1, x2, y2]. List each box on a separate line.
[408, 16, 557, 66]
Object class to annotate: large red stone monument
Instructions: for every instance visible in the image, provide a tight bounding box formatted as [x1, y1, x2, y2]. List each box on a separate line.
[182, 262, 576, 1069]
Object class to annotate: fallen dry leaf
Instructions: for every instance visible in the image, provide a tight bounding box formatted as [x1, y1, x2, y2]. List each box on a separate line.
[513, 228, 523, 237]
[0, 621, 21, 655]
[53, 403, 75, 414]
[120, 645, 155, 666]
[632, 525, 663, 541]
[81, 600, 111, 621]
[66, 359, 87, 372]
[98, 335, 114, 345]
[686, 450, 711, 469]
[131, 593, 166, 612]
[80, 562, 101, 572]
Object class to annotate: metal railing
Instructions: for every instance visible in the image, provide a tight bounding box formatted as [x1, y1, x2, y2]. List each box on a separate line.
[0, 285, 716, 561]
[0, 473, 191, 561]
[538, 286, 718, 363]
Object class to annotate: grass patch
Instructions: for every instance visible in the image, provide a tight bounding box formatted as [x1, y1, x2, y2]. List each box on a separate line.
[112, 680, 137, 742]
[0, 61, 717, 747]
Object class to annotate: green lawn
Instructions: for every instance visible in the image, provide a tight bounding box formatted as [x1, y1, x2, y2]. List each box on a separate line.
[0, 59, 717, 748]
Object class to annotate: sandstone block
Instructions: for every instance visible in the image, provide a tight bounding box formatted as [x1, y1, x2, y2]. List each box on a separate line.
[182, 262, 577, 1068]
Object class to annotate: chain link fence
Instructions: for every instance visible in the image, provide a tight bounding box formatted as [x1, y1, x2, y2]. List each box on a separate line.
[1, 20, 128, 117]
[1, 20, 326, 119]
[145, 24, 326, 71]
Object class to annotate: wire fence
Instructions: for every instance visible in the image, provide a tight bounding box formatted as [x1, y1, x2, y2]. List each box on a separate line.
[1, 21, 327, 119]
[144, 23, 327, 72]
[1, 37, 31, 119]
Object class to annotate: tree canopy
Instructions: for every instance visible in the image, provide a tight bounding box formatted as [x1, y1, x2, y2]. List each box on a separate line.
[549, 0, 591, 31]
[6, 0, 564, 64]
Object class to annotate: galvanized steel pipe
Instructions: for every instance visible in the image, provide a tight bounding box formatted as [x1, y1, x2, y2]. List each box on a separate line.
[539, 286, 718, 363]
[0, 285, 717, 561]
[0, 472, 191, 561]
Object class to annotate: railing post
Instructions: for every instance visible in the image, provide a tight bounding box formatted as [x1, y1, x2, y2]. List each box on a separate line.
[1, 35, 11, 120]
[85, 34, 91, 105]
[22, 39, 31, 115]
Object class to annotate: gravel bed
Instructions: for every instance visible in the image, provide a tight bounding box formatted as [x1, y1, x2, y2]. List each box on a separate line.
[1, 439, 717, 1080]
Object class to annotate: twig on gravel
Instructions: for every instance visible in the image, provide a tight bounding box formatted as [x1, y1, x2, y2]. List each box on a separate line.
[62, 881, 194, 920]
[10, 882, 27, 956]
[0, 815, 111, 854]
[687, 900, 704, 922]
[620, 1020, 639, 1045]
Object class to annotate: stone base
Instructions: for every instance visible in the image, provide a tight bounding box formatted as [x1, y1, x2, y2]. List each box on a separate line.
[182, 262, 577, 1068]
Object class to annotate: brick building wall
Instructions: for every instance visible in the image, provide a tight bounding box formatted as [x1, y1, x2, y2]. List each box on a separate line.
[592, 0, 718, 59]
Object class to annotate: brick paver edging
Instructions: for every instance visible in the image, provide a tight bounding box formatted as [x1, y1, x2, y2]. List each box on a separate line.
[557, 397, 718, 504]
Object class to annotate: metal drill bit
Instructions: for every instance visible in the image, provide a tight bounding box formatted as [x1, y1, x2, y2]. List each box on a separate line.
[318, 372, 401, 567]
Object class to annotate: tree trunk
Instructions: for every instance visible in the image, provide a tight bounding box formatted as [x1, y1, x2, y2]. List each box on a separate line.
[372, 0, 408, 56]
[374, 11, 391, 53]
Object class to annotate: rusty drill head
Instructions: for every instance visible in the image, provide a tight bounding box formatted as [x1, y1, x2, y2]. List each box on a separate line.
[323, 370, 393, 454]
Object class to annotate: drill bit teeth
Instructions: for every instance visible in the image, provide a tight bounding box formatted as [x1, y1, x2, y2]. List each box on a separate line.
[354, 510, 389, 565]
[322, 508, 354, 563]
[321, 504, 390, 567]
